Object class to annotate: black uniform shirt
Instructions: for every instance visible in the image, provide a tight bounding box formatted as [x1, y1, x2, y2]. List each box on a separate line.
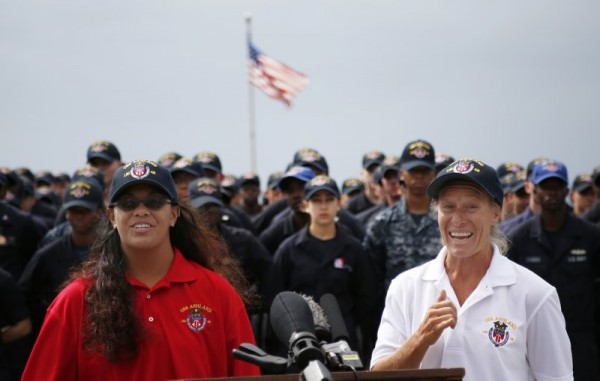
[582, 201, 600, 228]
[270, 225, 378, 337]
[0, 201, 42, 279]
[0, 268, 30, 380]
[261, 207, 365, 255]
[344, 192, 375, 215]
[507, 213, 600, 379]
[507, 213, 600, 332]
[18, 234, 84, 333]
[218, 224, 272, 300]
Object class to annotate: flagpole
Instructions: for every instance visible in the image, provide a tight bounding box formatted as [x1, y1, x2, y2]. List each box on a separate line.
[245, 13, 257, 174]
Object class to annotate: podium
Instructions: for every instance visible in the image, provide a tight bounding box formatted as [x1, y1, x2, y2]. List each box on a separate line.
[175, 368, 465, 381]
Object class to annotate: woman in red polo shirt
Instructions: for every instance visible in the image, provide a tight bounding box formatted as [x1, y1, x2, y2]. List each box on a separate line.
[22, 159, 260, 380]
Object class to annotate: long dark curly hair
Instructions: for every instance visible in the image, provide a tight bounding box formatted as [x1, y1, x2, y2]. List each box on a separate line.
[68, 202, 258, 362]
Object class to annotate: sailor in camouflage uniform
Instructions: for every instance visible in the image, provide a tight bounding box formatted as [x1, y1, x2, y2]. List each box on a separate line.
[363, 140, 442, 313]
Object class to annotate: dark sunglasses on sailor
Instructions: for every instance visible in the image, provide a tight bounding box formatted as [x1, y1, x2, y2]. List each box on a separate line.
[110, 196, 173, 211]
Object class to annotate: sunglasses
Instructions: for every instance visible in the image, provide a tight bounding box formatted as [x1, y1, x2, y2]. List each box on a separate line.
[110, 196, 173, 212]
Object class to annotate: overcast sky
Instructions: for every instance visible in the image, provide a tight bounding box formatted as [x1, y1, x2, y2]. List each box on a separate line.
[2, 0, 599, 187]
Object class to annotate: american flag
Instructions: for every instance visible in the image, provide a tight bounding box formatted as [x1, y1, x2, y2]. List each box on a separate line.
[248, 42, 308, 107]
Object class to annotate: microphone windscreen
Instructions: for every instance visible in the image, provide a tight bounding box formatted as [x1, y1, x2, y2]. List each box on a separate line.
[319, 293, 351, 343]
[270, 291, 316, 346]
[301, 294, 331, 343]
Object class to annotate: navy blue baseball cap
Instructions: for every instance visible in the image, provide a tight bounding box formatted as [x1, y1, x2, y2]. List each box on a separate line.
[362, 150, 385, 170]
[0, 172, 6, 188]
[169, 157, 205, 178]
[304, 175, 340, 199]
[220, 174, 239, 199]
[55, 173, 71, 183]
[400, 139, 435, 171]
[87, 140, 121, 163]
[267, 171, 284, 190]
[158, 152, 183, 169]
[109, 160, 177, 203]
[510, 170, 527, 193]
[381, 156, 401, 174]
[72, 165, 104, 190]
[435, 153, 455, 172]
[34, 171, 56, 186]
[526, 157, 549, 179]
[62, 179, 104, 211]
[341, 177, 365, 195]
[293, 148, 329, 174]
[496, 161, 524, 179]
[193, 151, 222, 173]
[374, 156, 402, 185]
[427, 158, 504, 207]
[188, 178, 224, 208]
[13, 167, 34, 183]
[279, 166, 316, 191]
[499, 170, 526, 194]
[572, 173, 593, 193]
[531, 160, 568, 185]
[239, 172, 260, 187]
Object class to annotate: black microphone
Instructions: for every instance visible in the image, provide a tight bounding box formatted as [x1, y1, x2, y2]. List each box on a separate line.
[319, 293, 363, 370]
[319, 294, 350, 342]
[270, 291, 326, 370]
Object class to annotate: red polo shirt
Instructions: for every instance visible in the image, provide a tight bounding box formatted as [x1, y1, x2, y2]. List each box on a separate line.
[22, 249, 260, 380]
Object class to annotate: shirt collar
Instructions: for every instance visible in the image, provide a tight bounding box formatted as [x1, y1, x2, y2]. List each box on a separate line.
[126, 248, 198, 289]
[423, 244, 516, 288]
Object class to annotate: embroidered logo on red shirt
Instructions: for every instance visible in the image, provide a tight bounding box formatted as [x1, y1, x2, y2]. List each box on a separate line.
[180, 304, 213, 333]
[186, 308, 207, 333]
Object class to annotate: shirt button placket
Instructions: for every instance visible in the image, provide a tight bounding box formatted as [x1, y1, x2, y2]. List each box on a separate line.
[146, 293, 154, 323]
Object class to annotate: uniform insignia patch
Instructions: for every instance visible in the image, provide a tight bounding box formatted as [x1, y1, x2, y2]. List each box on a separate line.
[334, 258, 345, 268]
[311, 176, 328, 186]
[488, 320, 510, 347]
[413, 147, 427, 159]
[333, 257, 352, 272]
[196, 152, 216, 163]
[70, 181, 91, 199]
[130, 164, 151, 180]
[544, 162, 559, 172]
[173, 158, 192, 169]
[186, 308, 208, 333]
[90, 141, 109, 152]
[453, 160, 475, 174]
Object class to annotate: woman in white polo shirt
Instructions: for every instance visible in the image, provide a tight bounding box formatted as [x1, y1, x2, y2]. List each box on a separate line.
[370, 158, 573, 381]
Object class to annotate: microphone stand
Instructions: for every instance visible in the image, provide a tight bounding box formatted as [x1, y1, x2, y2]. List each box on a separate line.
[300, 359, 333, 381]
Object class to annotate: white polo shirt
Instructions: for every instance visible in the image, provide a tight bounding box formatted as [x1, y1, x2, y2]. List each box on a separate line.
[371, 245, 573, 381]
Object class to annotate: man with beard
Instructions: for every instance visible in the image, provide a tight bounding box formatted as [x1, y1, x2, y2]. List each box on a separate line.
[508, 160, 600, 380]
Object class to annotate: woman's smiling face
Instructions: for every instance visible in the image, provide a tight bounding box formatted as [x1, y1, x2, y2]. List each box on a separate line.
[437, 182, 500, 259]
[108, 184, 178, 254]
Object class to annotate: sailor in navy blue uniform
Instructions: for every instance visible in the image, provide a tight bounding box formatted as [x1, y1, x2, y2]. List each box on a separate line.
[271, 175, 378, 359]
[508, 160, 600, 380]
